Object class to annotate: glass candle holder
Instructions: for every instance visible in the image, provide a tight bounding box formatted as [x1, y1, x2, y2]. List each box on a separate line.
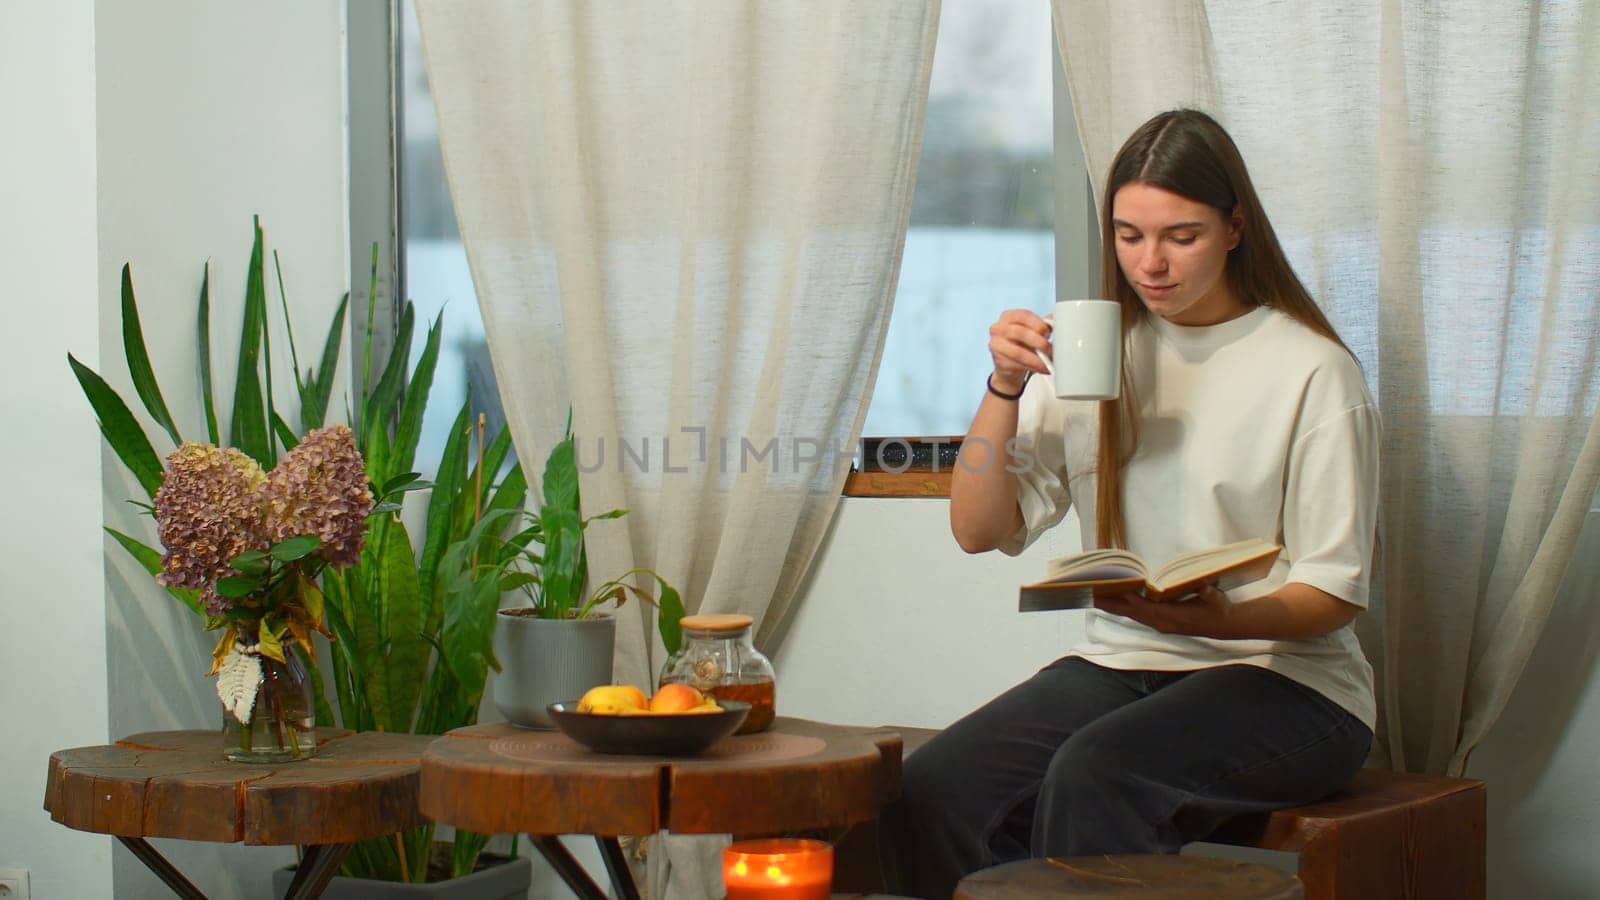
[721, 839, 832, 900]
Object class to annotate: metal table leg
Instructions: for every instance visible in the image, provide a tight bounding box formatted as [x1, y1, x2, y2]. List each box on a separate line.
[116, 837, 207, 899]
[530, 835, 611, 900]
[282, 843, 352, 900]
[596, 836, 643, 900]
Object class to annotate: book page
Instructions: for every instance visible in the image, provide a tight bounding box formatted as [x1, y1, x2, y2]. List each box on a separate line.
[1045, 564, 1142, 584]
[1044, 549, 1149, 582]
[1150, 539, 1279, 593]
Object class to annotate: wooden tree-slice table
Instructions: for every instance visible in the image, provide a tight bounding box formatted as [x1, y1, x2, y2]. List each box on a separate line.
[44, 729, 433, 899]
[421, 717, 904, 900]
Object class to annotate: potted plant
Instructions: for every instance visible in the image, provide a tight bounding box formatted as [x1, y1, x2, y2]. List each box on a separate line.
[71, 219, 533, 895]
[490, 429, 686, 729]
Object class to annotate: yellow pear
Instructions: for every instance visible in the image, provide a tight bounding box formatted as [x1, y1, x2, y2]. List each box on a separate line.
[576, 684, 649, 715]
[687, 698, 723, 715]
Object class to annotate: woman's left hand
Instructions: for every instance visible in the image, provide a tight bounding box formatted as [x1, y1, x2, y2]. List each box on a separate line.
[1093, 584, 1233, 639]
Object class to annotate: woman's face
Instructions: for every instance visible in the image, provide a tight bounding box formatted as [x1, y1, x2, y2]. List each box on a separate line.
[1111, 182, 1244, 326]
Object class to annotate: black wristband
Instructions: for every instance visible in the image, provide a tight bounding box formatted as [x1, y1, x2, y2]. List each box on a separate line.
[986, 372, 1028, 401]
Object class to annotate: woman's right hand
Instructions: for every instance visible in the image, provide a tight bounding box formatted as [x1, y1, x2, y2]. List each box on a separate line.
[987, 309, 1053, 395]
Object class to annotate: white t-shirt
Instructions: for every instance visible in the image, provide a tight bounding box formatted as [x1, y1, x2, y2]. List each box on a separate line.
[1003, 305, 1379, 729]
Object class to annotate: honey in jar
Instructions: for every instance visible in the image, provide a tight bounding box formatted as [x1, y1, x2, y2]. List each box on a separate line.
[659, 613, 776, 734]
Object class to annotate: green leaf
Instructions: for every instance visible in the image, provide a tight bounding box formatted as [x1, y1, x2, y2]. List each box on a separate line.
[498, 572, 539, 591]
[257, 617, 287, 664]
[196, 262, 220, 445]
[542, 436, 579, 515]
[363, 302, 415, 449]
[105, 527, 203, 617]
[379, 472, 425, 497]
[260, 231, 279, 467]
[350, 525, 388, 732]
[119, 265, 182, 447]
[268, 534, 320, 562]
[379, 519, 426, 734]
[470, 426, 515, 511]
[478, 460, 527, 563]
[228, 218, 270, 466]
[298, 571, 325, 625]
[451, 830, 493, 880]
[69, 354, 164, 500]
[440, 562, 502, 711]
[390, 310, 443, 479]
[485, 458, 527, 514]
[271, 411, 299, 452]
[498, 520, 542, 566]
[655, 578, 685, 655]
[272, 249, 304, 394]
[321, 574, 365, 729]
[371, 500, 403, 516]
[362, 412, 392, 496]
[539, 507, 583, 618]
[418, 397, 473, 636]
[215, 576, 263, 598]
[303, 292, 348, 432]
[231, 550, 270, 576]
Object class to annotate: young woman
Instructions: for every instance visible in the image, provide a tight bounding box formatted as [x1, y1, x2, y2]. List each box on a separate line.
[880, 109, 1379, 899]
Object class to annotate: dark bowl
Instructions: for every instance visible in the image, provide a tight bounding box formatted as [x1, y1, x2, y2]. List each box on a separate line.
[546, 700, 751, 756]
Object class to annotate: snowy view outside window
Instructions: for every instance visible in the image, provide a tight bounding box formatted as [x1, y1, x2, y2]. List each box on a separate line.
[399, 0, 1058, 473]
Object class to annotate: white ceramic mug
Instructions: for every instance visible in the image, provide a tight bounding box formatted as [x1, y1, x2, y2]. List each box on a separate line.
[1040, 299, 1121, 400]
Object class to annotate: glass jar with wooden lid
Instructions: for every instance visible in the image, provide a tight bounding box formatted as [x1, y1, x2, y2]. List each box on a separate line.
[659, 613, 775, 734]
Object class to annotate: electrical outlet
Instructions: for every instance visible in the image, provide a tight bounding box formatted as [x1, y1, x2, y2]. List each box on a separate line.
[0, 868, 29, 900]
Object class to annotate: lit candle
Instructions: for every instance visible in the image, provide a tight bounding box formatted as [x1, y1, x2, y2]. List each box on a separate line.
[722, 838, 833, 900]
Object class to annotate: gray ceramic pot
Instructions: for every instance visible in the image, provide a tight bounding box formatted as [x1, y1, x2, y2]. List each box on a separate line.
[491, 610, 616, 729]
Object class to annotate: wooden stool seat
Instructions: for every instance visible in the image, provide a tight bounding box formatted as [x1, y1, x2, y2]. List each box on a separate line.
[833, 727, 1486, 900]
[955, 855, 1303, 899]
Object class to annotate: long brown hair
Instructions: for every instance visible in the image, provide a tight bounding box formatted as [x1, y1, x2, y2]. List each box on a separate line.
[1094, 109, 1349, 549]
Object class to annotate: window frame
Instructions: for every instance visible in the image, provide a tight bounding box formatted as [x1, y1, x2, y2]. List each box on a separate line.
[361, 7, 1101, 498]
[849, 29, 1100, 496]
[347, 0, 406, 429]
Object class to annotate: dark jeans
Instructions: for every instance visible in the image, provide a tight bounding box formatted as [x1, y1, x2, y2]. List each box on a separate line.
[878, 657, 1372, 900]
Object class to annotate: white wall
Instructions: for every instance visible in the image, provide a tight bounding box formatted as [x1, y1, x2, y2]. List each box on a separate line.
[91, 1, 349, 895]
[782, 498, 1600, 899]
[1, 3, 352, 899]
[775, 498, 1087, 729]
[0, 3, 113, 898]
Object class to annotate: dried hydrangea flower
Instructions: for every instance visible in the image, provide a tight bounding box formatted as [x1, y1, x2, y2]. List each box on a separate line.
[154, 443, 268, 608]
[262, 423, 374, 567]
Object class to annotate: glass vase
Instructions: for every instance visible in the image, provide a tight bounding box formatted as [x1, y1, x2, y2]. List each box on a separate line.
[221, 648, 317, 762]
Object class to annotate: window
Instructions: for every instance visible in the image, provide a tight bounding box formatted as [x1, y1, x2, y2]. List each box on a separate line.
[865, 0, 1068, 439]
[397, 0, 511, 477]
[384, 0, 1097, 489]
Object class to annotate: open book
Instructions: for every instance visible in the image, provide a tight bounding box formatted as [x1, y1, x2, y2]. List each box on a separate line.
[1019, 539, 1281, 612]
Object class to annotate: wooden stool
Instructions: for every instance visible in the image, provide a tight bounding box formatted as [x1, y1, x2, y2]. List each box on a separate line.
[833, 727, 1486, 900]
[955, 855, 1303, 900]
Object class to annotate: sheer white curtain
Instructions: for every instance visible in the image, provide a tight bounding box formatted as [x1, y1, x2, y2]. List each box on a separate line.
[414, 0, 938, 680]
[414, 0, 938, 891]
[1054, 0, 1600, 775]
